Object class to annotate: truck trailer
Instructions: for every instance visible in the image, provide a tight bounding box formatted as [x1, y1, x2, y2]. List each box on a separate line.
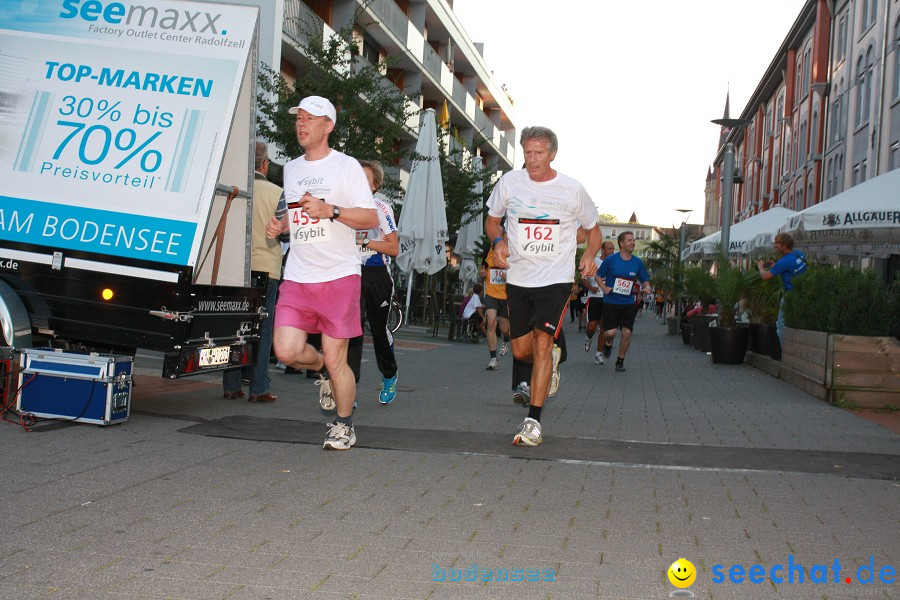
[0, 0, 268, 379]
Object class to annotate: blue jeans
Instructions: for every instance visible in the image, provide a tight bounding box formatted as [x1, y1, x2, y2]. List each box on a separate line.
[776, 297, 785, 343]
[223, 277, 278, 395]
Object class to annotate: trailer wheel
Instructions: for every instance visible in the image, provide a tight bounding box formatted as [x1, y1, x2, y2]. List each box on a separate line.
[0, 280, 32, 348]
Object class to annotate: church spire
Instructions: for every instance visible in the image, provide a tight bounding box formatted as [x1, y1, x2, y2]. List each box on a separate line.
[718, 87, 731, 148]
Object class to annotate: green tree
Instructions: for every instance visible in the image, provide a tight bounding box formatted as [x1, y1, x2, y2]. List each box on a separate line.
[440, 138, 496, 247]
[642, 232, 680, 293]
[256, 20, 418, 200]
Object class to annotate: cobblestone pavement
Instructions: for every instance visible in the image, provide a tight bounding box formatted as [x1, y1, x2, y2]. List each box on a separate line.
[1, 314, 897, 599]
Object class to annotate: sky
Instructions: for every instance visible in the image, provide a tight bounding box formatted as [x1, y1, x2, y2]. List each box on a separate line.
[452, 0, 809, 229]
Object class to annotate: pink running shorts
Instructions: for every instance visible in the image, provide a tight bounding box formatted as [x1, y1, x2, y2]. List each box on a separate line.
[274, 275, 362, 339]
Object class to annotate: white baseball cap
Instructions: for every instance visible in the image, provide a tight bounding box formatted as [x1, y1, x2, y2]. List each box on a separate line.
[288, 95, 337, 124]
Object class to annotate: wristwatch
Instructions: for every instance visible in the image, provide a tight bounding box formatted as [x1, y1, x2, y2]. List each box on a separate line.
[361, 237, 371, 249]
[330, 206, 341, 221]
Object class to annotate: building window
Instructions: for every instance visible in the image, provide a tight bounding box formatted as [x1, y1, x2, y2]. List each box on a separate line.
[837, 13, 847, 62]
[855, 55, 868, 126]
[836, 154, 844, 194]
[792, 126, 800, 170]
[795, 184, 803, 211]
[807, 182, 814, 207]
[765, 107, 773, 143]
[783, 127, 792, 176]
[852, 162, 861, 186]
[362, 34, 381, 66]
[795, 58, 802, 107]
[826, 158, 834, 198]
[894, 16, 900, 100]
[803, 46, 812, 96]
[776, 93, 784, 137]
[890, 142, 900, 171]
[831, 92, 841, 142]
[861, 0, 876, 31]
[836, 78, 847, 139]
[799, 121, 807, 167]
[866, 46, 875, 121]
[810, 111, 817, 156]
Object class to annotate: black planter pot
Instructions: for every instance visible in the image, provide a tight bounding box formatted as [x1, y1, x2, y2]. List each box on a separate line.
[749, 323, 771, 355]
[681, 319, 691, 345]
[768, 325, 782, 360]
[689, 316, 713, 352]
[710, 326, 750, 364]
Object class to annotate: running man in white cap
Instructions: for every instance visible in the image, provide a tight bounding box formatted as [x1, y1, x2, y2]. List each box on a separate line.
[266, 96, 378, 450]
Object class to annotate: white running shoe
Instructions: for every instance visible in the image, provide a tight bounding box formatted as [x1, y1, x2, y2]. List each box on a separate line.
[512, 381, 530, 406]
[486, 357, 499, 370]
[498, 341, 509, 357]
[595, 352, 606, 365]
[316, 377, 335, 411]
[513, 417, 543, 446]
[548, 345, 562, 397]
[323, 421, 356, 450]
[584, 337, 592, 352]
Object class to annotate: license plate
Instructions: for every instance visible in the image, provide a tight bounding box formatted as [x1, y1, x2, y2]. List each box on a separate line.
[199, 346, 231, 367]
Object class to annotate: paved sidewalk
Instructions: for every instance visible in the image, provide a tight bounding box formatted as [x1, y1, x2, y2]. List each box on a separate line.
[0, 315, 897, 599]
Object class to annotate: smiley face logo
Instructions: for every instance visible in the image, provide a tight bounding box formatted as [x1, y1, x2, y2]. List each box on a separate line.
[667, 558, 696, 588]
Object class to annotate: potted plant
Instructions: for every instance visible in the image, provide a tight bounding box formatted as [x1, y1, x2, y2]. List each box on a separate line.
[681, 265, 716, 349]
[744, 273, 781, 358]
[709, 256, 752, 364]
[779, 265, 900, 407]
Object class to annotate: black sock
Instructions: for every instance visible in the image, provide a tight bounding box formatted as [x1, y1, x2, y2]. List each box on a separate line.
[616, 357, 624, 365]
[490, 350, 497, 359]
[335, 414, 352, 426]
[528, 405, 542, 422]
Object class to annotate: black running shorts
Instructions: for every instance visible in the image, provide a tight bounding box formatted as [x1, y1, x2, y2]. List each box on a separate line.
[602, 302, 638, 331]
[507, 283, 571, 340]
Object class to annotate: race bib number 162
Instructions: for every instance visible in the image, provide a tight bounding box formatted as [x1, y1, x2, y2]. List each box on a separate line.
[517, 218, 560, 257]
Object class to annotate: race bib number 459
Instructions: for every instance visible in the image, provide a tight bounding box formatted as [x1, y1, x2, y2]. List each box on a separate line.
[517, 218, 559, 257]
[288, 205, 332, 246]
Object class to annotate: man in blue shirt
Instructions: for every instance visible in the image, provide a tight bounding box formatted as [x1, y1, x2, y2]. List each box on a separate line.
[597, 231, 651, 372]
[757, 232, 807, 342]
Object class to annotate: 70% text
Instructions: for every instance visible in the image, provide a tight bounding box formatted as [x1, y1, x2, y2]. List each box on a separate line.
[55, 96, 163, 173]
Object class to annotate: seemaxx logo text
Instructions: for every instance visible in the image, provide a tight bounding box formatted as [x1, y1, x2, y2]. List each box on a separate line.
[59, 1, 225, 34]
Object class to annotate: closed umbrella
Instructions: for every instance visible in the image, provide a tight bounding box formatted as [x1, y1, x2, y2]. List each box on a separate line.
[454, 164, 484, 287]
[396, 108, 448, 321]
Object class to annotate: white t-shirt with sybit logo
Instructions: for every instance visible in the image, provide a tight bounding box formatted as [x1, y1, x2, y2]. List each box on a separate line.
[282, 150, 375, 283]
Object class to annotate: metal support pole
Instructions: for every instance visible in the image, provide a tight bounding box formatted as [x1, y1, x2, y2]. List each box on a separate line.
[678, 223, 687, 317]
[721, 142, 735, 256]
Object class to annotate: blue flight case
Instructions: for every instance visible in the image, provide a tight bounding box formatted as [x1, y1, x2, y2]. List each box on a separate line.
[17, 349, 133, 425]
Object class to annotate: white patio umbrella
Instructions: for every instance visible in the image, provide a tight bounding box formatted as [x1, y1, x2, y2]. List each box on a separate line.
[453, 164, 484, 287]
[396, 108, 448, 321]
[681, 207, 796, 260]
[775, 169, 900, 258]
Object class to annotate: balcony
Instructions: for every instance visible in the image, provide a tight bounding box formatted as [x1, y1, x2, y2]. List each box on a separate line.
[366, 0, 409, 46]
[283, 0, 325, 46]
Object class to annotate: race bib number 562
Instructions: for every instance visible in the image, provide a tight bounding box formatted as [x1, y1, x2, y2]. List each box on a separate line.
[517, 218, 560, 257]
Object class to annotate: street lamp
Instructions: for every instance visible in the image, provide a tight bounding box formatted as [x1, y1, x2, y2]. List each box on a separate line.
[675, 208, 692, 319]
[711, 118, 752, 256]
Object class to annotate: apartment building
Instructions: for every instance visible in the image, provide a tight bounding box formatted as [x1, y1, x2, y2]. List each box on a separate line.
[706, 0, 899, 227]
[278, 0, 519, 176]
